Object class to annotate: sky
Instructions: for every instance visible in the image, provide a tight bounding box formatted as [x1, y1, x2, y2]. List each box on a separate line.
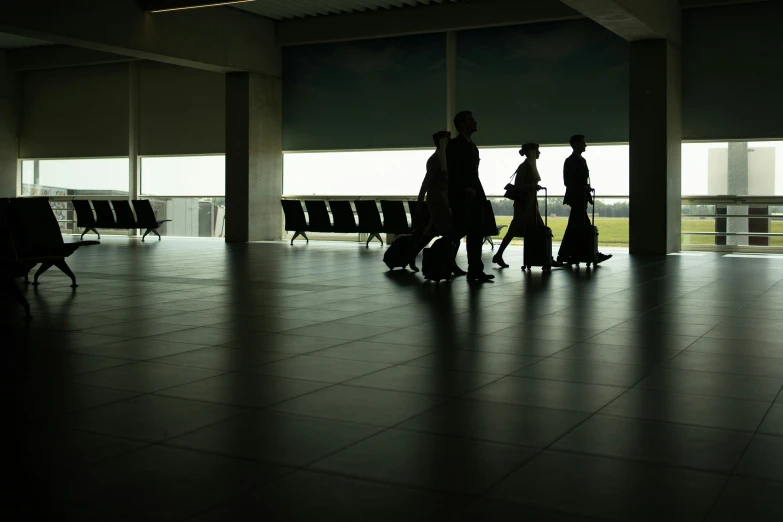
[21, 141, 783, 198]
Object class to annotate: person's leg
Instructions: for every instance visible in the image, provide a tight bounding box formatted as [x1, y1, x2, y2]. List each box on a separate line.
[465, 201, 490, 280]
[409, 226, 436, 272]
[557, 204, 579, 262]
[492, 232, 513, 267]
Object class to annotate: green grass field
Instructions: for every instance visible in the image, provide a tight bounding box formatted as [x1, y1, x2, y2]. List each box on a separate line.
[492, 217, 783, 248]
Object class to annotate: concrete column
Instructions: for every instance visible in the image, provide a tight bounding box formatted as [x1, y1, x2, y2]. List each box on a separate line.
[0, 51, 19, 197]
[727, 142, 749, 246]
[225, 72, 282, 243]
[129, 61, 140, 202]
[629, 39, 682, 255]
[446, 31, 457, 135]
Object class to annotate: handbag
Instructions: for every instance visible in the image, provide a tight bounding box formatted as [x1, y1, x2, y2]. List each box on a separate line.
[503, 183, 517, 201]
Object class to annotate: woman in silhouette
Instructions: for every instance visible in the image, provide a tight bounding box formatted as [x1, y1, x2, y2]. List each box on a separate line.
[409, 131, 464, 273]
[492, 142, 546, 268]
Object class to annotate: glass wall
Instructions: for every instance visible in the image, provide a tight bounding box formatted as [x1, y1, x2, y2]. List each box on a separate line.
[21, 158, 129, 197]
[681, 141, 783, 248]
[283, 144, 631, 246]
[140, 155, 226, 238]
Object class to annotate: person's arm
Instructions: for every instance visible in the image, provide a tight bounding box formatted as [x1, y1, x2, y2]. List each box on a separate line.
[417, 174, 429, 203]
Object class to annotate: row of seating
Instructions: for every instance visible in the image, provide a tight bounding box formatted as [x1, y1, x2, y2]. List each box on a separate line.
[72, 199, 171, 241]
[281, 199, 506, 248]
[2, 197, 99, 318]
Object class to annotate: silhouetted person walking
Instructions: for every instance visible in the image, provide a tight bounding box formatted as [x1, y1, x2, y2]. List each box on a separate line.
[409, 131, 465, 274]
[493, 143, 551, 269]
[447, 111, 494, 282]
[557, 134, 611, 264]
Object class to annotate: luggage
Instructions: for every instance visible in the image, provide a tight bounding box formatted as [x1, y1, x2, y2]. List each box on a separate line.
[522, 187, 553, 272]
[422, 236, 453, 282]
[383, 233, 416, 270]
[570, 188, 600, 267]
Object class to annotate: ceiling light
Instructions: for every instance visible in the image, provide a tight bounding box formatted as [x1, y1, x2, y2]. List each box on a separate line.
[144, 0, 255, 13]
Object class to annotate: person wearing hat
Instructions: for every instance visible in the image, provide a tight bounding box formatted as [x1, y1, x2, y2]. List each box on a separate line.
[492, 142, 549, 268]
[408, 130, 465, 274]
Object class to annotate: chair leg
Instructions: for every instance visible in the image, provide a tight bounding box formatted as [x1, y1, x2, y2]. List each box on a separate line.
[53, 259, 78, 288]
[81, 227, 99, 240]
[142, 229, 151, 242]
[302, 232, 309, 243]
[5, 277, 31, 319]
[291, 231, 302, 245]
[33, 261, 55, 286]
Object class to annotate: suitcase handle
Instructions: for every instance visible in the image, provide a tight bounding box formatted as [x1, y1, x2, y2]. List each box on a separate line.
[541, 186, 547, 227]
[583, 188, 596, 225]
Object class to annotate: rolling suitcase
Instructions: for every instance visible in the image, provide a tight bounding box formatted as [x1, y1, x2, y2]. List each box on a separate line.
[422, 236, 453, 282]
[383, 233, 416, 270]
[572, 188, 600, 267]
[522, 187, 553, 272]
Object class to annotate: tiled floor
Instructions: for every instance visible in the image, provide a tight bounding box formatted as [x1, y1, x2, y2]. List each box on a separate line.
[5, 238, 783, 521]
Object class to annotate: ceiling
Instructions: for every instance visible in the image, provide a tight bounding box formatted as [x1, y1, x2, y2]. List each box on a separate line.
[0, 32, 50, 50]
[234, 0, 463, 20]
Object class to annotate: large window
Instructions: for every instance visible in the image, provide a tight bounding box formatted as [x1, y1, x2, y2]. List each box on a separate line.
[140, 155, 225, 196]
[140, 155, 225, 238]
[283, 144, 631, 246]
[681, 140, 783, 249]
[21, 158, 129, 197]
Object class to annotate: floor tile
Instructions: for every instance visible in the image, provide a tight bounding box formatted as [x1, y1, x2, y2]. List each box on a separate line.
[735, 434, 783, 482]
[309, 340, 436, 364]
[224, 333, 348, 353]
[273, 384, 443, 427]
[553, 414, 751, 472]
[666, 351, 783, 378]
[487, 451, 726, 522]
[68, 394, 246, 442]
[167, 410, 379, 466]
[398, 398, 588, 447]
[759, 404, 783, 436]
[687, 337, 783, 359]
[311, 429, 537, 495]
[461, 336, 575, 357]
[192, 470, 467, 522]
[68, 338, 207, 360]
[707, 477, 783, 522]
[345, 365, 501, 396]
[58, 445, 288, 522]
[515, 358, 651, 387]
[74, 361, 223, 393]
[488, 325, 607, 343]
[158, 372, 329, 408]
[246, 355, 390, 383]
[466, 376, 626, 413]
[151, 345, 293, 371]
[403, 350, 541, 375]
[285, 322, 395, 341]
[635, 368, 783, 402]
[553, 342, 683, 366]
[601, 389, 770, 431]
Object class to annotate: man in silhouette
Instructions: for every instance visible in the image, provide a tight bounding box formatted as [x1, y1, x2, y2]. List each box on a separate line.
[446, 111, 494, 282]
[557, 134, 612, 264]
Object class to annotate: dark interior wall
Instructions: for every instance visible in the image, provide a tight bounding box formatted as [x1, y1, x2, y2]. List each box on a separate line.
[282, 33, 446, 151]
[139, 61, 225, 156]
[683, 1, 783, 141]
[20, 63, 129, 158]
[457, 19, 629, 146]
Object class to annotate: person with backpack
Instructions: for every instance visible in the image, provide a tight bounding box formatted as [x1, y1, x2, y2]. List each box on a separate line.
[557, 134, 612, 265]
[492, 142, 550, 268]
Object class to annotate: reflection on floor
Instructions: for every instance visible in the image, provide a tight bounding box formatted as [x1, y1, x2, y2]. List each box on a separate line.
[5, 238, 783, 521]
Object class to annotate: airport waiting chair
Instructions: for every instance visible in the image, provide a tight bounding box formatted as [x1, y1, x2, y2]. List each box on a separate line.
[354, 200, 384, 247]
[8, 197, 99, 288]
[132, 199, 171, 241]
[380, 200, 412, 236]
[92, 200, 117, 231]
[111, 200, 138, 229]
[329, 200, 358, 233]
[304, 200, 333, 233]
[281, 200, 308, 245]
[0, 199, 31, 318]
[72, 199, 100, 240]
